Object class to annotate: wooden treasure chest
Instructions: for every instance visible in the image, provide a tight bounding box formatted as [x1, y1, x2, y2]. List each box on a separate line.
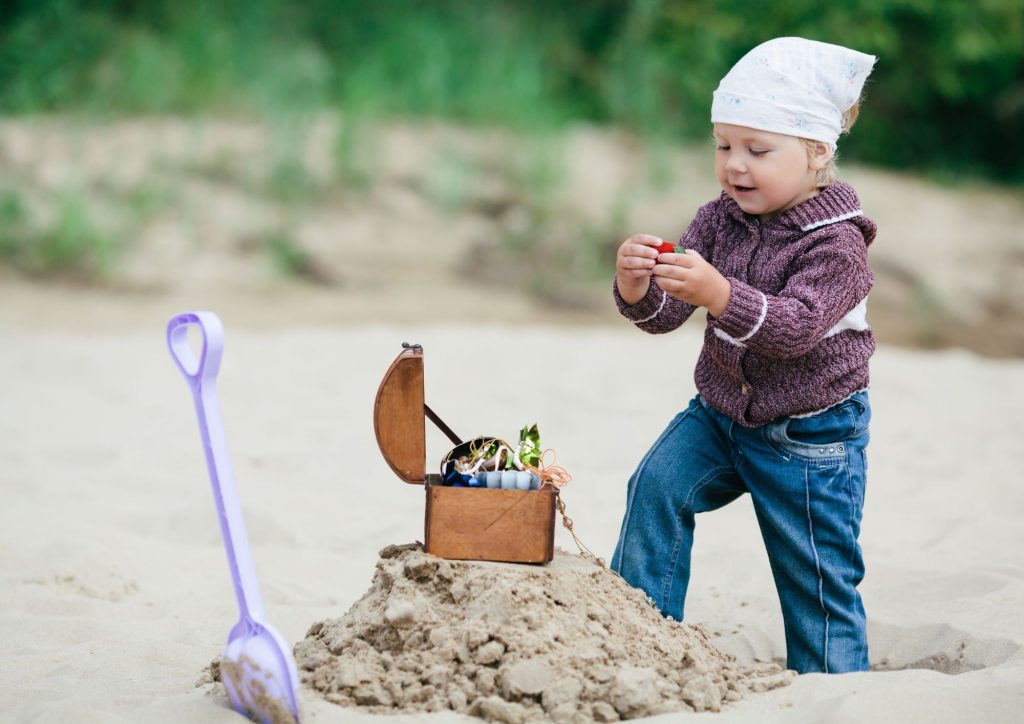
[374, 343, 557, 564]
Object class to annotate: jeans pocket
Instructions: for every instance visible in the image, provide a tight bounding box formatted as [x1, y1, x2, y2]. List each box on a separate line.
[768, 394, 870, 462]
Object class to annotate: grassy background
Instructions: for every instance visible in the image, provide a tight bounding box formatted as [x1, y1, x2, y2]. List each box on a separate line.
[1, 0, 1022, 182]
[1, 0, 1022, 357]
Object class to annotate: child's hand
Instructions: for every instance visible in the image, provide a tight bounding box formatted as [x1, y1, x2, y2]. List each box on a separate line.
[653, 249, 732, 317]
[615, 234, 663, 304]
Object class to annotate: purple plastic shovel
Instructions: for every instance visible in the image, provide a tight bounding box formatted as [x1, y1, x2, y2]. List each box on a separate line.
[167, 311, 300, 724]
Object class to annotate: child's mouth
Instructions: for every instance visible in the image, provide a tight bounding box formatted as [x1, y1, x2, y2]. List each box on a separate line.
[734, 185, 755, 193]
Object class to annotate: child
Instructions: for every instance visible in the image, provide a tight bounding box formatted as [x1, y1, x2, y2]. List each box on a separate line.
[610, 37, 877, 675]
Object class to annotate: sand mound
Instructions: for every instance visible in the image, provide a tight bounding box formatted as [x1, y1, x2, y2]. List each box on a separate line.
[295, 544, 792, 722]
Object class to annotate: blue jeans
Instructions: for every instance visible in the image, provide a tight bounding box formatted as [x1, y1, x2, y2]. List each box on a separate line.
[611, 392, 870, 674]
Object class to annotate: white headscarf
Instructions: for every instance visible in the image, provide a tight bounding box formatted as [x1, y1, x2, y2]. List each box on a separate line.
[711, 37, 876, 148]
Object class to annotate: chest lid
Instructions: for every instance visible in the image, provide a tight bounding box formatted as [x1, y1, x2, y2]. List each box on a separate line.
[374, 343, 461, 485]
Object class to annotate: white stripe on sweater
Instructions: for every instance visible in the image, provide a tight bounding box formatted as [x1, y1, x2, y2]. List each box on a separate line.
[714, 327, 746, 347]
[635, 289, 667, 324]
[736, 292, 768, 342]
[713, 296, 870, 348]
[800, 209, 863, 232]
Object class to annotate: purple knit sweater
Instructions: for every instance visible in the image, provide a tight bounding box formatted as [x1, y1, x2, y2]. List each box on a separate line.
[614, 182, 877, 427]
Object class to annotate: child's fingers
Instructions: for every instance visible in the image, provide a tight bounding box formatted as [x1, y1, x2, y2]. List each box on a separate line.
[667, 248, 702, 267]
[652, 273, 688, 296]
[622, 244, 658, 262]
[657, 254, 699, 270]
[631, 240, 661, 255]
[626, 236, 667, 256]
[652, 262, 687, 280]
[652, 274, 681, 294]
[620, 258, 655, 276]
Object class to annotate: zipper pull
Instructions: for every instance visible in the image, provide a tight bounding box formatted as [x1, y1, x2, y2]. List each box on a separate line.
[741, 383, 749, 396]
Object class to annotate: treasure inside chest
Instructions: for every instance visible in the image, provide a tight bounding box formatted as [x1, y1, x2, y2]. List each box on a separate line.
[374, 343, 557, 564]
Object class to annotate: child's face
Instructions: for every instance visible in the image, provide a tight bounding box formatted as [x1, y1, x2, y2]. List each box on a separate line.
[713, 124, 828, 220]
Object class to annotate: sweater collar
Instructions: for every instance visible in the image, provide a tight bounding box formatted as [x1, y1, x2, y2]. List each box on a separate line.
[721, 181, 864, 231]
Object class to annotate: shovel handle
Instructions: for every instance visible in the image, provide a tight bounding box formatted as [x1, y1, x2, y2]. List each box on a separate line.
[167, 311, 267, 625]
[168, 311, 223, 385]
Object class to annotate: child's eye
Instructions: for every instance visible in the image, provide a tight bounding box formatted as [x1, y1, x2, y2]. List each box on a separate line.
[750, 149, 769, 157]
[716, 145, 730, 151]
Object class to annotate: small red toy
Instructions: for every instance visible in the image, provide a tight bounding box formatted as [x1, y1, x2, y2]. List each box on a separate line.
[655, 241, 686, 255]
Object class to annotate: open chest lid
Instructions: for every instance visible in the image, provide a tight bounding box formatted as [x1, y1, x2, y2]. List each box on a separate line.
[374, 343, 461, 485]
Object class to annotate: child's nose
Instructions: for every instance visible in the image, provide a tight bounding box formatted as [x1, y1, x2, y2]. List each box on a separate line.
[725, 154, 746, 173]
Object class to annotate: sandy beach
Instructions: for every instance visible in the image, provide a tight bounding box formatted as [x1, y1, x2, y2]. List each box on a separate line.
[2, 117, 1023, 722]
[2, 304, 1023, 722]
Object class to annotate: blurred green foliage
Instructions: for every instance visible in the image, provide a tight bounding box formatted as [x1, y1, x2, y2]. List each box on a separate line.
[1, 0, 1021, 181]
[0, 185, 114, 276]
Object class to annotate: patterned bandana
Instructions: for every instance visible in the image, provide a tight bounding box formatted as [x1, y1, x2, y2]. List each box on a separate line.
[711, 37, 876, 148]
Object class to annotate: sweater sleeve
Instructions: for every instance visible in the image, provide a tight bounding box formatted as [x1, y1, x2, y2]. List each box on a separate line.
[711, 223, 872, 358]
[614, 198, 720, 334]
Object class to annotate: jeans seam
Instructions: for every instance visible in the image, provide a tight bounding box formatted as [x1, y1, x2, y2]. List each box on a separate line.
[845, 451, 866, 668]
[660, 466, 732, 609]
[805, 463, 831, 673]
[845, 458, 858, 553]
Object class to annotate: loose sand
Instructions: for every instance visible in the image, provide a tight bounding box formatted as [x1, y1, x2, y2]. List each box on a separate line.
[2, 320, 1023, 723]
[295, 544, 791, 721]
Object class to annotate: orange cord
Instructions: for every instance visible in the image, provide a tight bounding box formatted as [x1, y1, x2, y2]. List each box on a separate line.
[521, 448, 572, 489]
